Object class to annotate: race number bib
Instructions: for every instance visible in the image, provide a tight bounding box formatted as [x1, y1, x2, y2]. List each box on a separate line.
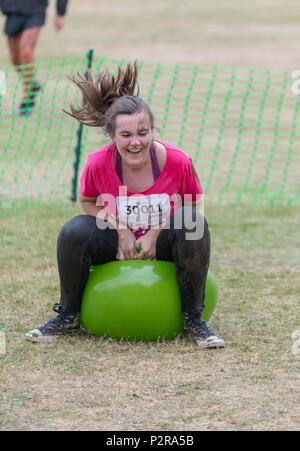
[117, 194, 171, 230]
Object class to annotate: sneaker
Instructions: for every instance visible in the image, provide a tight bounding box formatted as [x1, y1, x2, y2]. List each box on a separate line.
[29, 81, 42, 95]
[183, 312, 225, 348]
[19, 81, 42, 117]
[25, 303, 80, 343]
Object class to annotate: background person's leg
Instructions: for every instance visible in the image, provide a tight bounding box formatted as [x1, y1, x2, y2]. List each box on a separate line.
[7, 33, 22, 68]
[17, 26, 42, 100]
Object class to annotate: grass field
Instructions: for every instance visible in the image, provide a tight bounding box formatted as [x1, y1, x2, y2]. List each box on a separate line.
[1, 0, 300, 431]
[1, 202, 299, 430]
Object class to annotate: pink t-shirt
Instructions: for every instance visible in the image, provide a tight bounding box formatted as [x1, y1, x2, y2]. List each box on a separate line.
[80, 140, 203, 238]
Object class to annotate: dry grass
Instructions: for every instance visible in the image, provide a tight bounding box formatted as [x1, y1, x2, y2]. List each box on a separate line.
[2, 337, 299, 431]
[1, 0, 300, 431]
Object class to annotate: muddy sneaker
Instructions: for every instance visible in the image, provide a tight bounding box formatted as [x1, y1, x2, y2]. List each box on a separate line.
[183, 312, 225, 348]
[25, 303, 80, 343]
[29, 81, 42, 95]
[19, 81, 42, 117]
[19, 99, 34, 117]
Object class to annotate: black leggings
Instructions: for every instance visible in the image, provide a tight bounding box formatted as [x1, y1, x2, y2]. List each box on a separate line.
[56, 207, 210, 317]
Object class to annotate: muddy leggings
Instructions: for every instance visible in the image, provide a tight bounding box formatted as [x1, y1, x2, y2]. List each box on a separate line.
[56, 207, 210, 316]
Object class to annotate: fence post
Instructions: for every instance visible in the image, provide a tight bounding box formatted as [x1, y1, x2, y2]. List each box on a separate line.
[70, 48, 94, 202]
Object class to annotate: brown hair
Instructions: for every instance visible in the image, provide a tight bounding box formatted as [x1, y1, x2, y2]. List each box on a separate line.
[64, 61, 155, 136]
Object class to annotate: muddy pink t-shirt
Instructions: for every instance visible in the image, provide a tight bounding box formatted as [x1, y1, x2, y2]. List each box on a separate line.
[80, 140, 203, 238]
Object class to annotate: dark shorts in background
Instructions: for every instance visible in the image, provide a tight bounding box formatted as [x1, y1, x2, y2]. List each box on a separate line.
[4, 13, 45, 37]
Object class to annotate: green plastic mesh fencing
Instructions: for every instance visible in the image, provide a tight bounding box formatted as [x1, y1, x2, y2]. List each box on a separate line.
[1, 52, 300, 211]
[0, 54, 88, 210]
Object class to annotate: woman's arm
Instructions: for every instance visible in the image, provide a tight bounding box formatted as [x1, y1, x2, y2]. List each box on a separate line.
[79, 192, 101, 216]
[78, 190, 128, 231]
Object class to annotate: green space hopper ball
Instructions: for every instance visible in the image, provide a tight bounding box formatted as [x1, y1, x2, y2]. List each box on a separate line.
[80, 260, 218, 341]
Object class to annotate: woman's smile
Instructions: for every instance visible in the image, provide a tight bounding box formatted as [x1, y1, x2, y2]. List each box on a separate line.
[127, 148, 142, 153]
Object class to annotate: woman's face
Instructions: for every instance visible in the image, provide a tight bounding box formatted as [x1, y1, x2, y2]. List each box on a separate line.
[112, 111, 154, 169]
